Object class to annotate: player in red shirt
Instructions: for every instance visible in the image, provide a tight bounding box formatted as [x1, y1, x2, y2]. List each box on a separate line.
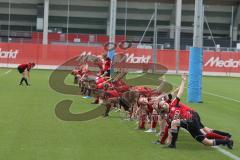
[153, 89, 180, 144]
[144, 102, 159, 133]
[78, 60, 91, 98]
[91, 54, 112, 103]
[157, 74, 233, 149]
[17, 63, 35, 86]
[135, 95, 149, 129]
[101, 85, 120, 117]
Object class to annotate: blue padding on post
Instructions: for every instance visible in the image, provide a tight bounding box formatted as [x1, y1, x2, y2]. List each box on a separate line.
[108, 50, 115, 60]
[187, 47, 203, 103]
[108, 50, 115, 76]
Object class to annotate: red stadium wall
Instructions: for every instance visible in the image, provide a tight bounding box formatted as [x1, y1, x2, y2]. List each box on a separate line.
[0, 43, 240, 76]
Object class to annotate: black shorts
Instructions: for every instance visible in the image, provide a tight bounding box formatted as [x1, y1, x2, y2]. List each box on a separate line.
[180, 117, 205, 143]
[191, 111, 205, 129]
[18, 67, 24, 74]
[119, 97, 130, 111]
[106, 70, 111, 77]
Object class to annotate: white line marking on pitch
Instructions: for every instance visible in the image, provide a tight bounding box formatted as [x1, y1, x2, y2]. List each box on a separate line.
[0, 69, 12, 76]
[181, 129, 240, 160]
[212, 146, 240, 160]
[202, 91, 240, 103]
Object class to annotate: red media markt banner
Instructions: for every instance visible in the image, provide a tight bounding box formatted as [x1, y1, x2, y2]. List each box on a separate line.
[0, 43, 240, 74]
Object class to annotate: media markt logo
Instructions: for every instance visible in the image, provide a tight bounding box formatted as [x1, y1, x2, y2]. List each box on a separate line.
[0, 48, 19, 59]
[125, 53, 151, 63]
[205, 57, 240, 68]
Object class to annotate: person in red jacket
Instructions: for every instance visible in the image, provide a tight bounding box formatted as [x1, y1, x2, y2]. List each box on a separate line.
[101, 54, 111, 77]
[18, 63, 35, 86]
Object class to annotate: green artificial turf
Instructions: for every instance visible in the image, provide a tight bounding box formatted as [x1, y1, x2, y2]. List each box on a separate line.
[0, 68, 239, 160]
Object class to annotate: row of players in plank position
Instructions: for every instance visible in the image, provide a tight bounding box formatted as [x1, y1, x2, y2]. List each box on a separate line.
[17, 54, 234, 149]
[71, 53, 234, 149]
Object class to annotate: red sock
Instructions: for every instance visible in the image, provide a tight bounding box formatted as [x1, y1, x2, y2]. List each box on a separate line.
[206, 132, 227, 140]
[151, 121, 157, 129]
[151, 114, 158, 129]
[160, 126, 169, 144]
[139, 114, 146, 129]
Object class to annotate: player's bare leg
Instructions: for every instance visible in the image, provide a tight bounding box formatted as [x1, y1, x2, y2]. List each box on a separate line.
[168, 119, 180, 148]
[20, 70, 29, 86]
[169, 119, 233, 149]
